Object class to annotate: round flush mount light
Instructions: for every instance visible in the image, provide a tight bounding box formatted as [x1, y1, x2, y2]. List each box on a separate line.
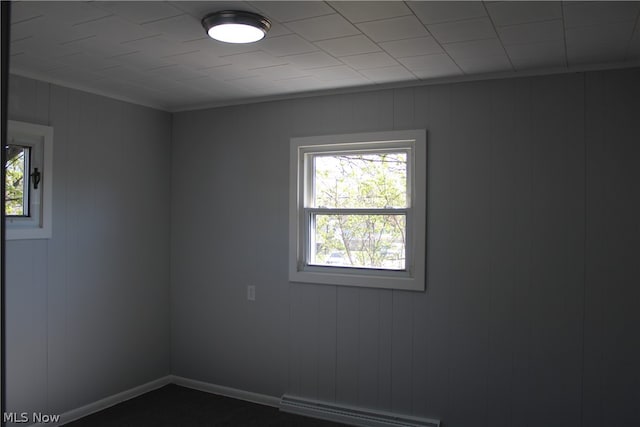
[202, 10, 271, 44]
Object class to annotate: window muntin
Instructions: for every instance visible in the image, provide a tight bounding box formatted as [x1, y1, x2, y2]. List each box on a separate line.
[290, 130, 426, 291]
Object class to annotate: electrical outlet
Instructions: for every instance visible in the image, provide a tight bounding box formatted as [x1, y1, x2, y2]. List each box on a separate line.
[247, 285, 256, 301]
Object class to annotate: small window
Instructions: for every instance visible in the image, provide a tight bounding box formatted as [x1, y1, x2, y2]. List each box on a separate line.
[5, 120, 53, 240]
[289, 130, 426, 291]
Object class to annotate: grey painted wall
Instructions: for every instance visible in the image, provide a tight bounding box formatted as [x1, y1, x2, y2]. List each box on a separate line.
[171, 68, 640, 427]
[6, 75, 171, 418]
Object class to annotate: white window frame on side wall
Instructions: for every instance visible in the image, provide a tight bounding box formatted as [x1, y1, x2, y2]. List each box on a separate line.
[5, 120, 54, 240]
[289, 129, 427, 291]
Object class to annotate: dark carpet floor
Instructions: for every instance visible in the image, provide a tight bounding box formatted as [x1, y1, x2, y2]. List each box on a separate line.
[64, 384, 348, 426]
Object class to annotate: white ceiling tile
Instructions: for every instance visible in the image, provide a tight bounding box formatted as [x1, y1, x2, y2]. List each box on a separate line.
[486, 1, 562, 26]
[285, 14, 360, 41]
[141, 14, 205, 42]
[273, 76, 332, 93]
[566, 21, 635, 64]
[310, 65, 364, 81]
[329, 1, 412, 23]
[380, 36, 443, 58]
[427, 17, 497, 44]
[52, 52, 120, 72]
[107, 51, 177, 71]
[179, 77, 247, 98]
[225, 76, 279, 94]
[264, 22, 294, 38]
[160, 50, 231, 70]
[121, 35, 197, 57]
[146, 64, 208, 81]
[504, 41, 566, 69]
[497, 20, 564, 45]
[203, 64, 260, 81]
[563, 1, 640, 29]
[223, 51, 288, 69]
[455, 54, 513, 74]
[279, 51, 342, 70]
[181, 37, 259, 57]
[358, 65, 416, 83]
[251, 1, 334, 23]
[9, 53, 64, 74]
[93, 1, 183, 25]
[443, 38, 506, 59]
[64, 35, 140, 59]
[10, 35, 81, 60]
[6, 0, 640, 110]
[72, 16, 161, 44]
[10, 3, 43, 24]
[315, 35, 380, 57]
[253, 64, 311, 81]
[25, 1, 112, 26]
[408, 1, 487, 25]
[357, 15, 429, 42]
[397, 53, 462, 78]
[339, 52, 400, 70]
[96, 65, 158, 83]
[259, 34, 318, 57]
[11, 17, 94, 45]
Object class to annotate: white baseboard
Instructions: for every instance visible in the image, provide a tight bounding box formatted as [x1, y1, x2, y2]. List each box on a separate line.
[31, 376, 172, 427]
[280, 395, 440, 427]
[170, 375, 281, 408]
[27, 375, 279, 427]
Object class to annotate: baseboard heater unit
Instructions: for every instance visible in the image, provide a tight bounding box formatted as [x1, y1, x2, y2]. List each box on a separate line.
[280, 395, 440, 427]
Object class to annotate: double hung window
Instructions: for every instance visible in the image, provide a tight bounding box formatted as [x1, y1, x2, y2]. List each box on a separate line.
[290, 130, 426, 291]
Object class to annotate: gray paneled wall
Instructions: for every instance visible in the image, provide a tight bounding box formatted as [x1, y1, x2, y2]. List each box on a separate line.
[6, 75, 171, 418]
[171, 68, 640, 427]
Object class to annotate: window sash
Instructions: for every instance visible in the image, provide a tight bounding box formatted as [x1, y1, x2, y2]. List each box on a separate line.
[303, 146, 413, 210]
[5, 144, 31, 217]
[301, 207, 413, 274]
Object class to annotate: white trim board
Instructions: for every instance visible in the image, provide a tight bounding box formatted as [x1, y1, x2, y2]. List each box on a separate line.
[170, 375, 281, 408]
[30, 375, 279, 426]
[29, 376, 172, 427]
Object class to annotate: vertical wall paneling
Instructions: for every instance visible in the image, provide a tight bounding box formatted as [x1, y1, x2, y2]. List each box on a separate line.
[584, 69, 640, 427]
[46, 84, 69, 414]
[485, 79, 520, 427]
[390, 290, 413, 414]
[418, 83, 452, 420]
[167, 67, 640, 427]
[357, 288, 381, 409]
[6, 76, 50, 417]
[335, 287, 359, 405]
[527, 74, 584, 427]
[6, 75, 171, 418]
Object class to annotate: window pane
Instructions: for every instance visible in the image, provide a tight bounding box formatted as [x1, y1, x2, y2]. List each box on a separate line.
[314, 152, 407, 209]
[310, 214, 406, 270]
[5, 145, 30, 216]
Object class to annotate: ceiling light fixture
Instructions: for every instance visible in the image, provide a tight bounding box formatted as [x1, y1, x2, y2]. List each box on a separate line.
[202, 10, 271, 44]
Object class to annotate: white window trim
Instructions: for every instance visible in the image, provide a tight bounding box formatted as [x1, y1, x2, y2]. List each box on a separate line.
[289, 129, 426, 291]
[6, 120, 54, 240]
